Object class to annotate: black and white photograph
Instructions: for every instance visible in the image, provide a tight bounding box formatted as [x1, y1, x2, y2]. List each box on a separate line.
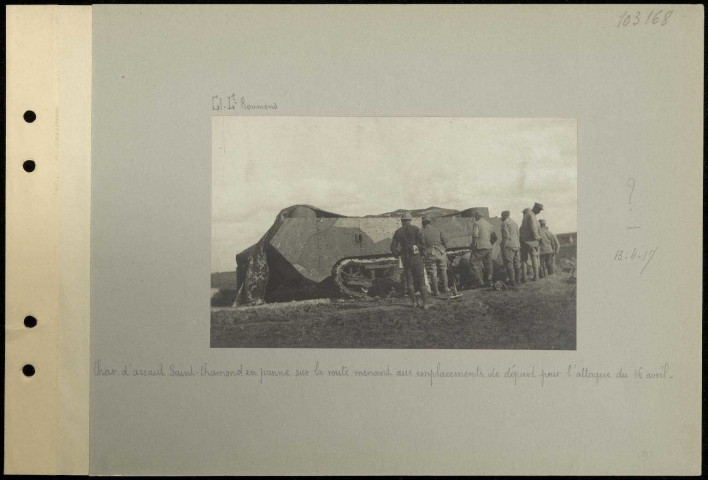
[211, 117, 577, 349]
[6, 4, 701, 476]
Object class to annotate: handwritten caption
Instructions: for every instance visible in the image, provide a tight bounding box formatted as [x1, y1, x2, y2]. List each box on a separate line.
[613, 246, 658, 274]
[212, 93, 278, 112]
[94, 360, 673, 388]
[617, 10, 673, 28]
[617, 176, 658, 273]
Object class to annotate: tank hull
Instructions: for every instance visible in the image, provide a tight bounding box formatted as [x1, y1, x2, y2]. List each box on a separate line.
[234, 205, 504, 305]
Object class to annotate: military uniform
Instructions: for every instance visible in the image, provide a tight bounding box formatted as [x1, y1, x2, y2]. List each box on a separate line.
[519, 204, 542, 281]
[470, 216, 495, 287]
[391, 215, 429, 307]
[500, 213, 521, 285]
[539, 223, 560, 277]
[421, 219, 449, 295]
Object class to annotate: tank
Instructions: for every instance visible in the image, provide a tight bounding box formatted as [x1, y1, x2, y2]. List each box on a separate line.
[234, 205, 504, 305]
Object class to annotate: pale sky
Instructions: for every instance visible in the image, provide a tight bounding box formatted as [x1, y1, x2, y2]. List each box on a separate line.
[212, 117, 577, 272]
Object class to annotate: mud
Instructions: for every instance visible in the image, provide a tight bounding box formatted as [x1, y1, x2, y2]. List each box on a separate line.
[211, 273, 576, 349]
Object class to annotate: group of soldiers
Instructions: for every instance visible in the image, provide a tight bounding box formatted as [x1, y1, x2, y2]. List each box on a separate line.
[390, 202, 560, 309]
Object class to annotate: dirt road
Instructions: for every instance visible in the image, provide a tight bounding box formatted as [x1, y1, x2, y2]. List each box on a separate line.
[211, 273, 576, 349]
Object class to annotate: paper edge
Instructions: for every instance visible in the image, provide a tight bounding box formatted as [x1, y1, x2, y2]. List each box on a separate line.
[4, 5, 92, 475]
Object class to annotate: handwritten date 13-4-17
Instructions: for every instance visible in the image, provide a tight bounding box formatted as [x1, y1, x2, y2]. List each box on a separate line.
[613, 247, 658, 274]
[618, 10, 673, 28]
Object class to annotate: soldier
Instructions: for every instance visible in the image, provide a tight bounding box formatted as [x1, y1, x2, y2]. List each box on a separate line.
[538, 219, 560, 277]
[549, 223, 561, 272]
[518, 208, 531, 282]
[421, 215, 449, 296]
[500, 210, 521, 286]
[470, 210, 496, 288]
[519, 202, 543, 282]
[390, 211, 430, 309]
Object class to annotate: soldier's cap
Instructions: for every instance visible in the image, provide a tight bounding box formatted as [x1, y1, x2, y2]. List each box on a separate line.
[401, 211, 413, 221]
[539, 219, 547, 225]
[522, 208, 531, 214]
[534, 202, 544, 210]
[501, 210, 510, 216]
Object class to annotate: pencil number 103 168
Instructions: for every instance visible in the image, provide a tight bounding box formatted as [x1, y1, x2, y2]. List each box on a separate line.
[617, 10, 673, 28]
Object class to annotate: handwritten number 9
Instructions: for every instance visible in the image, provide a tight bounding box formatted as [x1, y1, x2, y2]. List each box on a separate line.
[627, 178, 636, 204]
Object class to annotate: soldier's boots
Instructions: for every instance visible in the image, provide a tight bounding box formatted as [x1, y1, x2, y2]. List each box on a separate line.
[409, 290, 417, 307]
[411, 294, 431, 310]
[514, 267, 521, 286]
[429, 271, 439, 296]
[440, 273, 449, 294]
[531, 257, 540, 281]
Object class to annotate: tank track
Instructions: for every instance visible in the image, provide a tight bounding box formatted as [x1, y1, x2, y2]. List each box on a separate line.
[331, 248, 472, 299]
[332, 254, 398, 298]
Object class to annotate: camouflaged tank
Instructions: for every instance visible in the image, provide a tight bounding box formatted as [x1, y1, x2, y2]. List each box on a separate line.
[234, 205, 504, 305]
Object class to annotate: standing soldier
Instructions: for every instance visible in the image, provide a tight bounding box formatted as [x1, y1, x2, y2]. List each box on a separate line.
[470, 210, 496, 288]
[550, 224, 560, 273]
[538, 219, 552, 278]
[519, 202, 543, 282]
[539, 219, 560, 277]
[519, 208, 531, 282]
[500, 210, 521, 286]
[421, 215, 449, 296]
[390, 212, 430, 309]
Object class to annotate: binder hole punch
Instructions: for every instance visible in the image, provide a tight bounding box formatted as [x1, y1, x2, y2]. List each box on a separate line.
[22, 364, 35, 377]
[23, 110, 36, 123]
[23, 160, 36, 172]
[24, 316, 37, 328]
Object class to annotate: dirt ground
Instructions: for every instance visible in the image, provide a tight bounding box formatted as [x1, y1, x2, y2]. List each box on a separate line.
[211, 273, 576, 349]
